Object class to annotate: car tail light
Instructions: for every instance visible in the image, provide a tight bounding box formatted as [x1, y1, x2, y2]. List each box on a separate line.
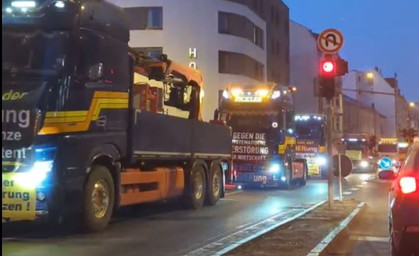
[400, 177, 417, 194]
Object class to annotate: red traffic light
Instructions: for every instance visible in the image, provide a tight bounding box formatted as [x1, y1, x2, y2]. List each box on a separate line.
[321, 60, 335, 74]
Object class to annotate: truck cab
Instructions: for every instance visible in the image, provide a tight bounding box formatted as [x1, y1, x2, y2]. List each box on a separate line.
[2, 0, 231, 231]
[215, 83, 307, 189]
[294, 114, 327, 178]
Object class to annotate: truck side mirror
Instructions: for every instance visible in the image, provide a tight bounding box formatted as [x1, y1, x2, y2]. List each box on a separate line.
[88, 63, 104, 81]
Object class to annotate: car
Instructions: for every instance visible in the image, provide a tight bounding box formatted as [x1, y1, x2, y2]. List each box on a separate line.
[383, 142, 419, 256]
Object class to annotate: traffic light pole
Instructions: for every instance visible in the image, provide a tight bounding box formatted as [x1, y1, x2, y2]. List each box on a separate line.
[326, 98, 334, 208]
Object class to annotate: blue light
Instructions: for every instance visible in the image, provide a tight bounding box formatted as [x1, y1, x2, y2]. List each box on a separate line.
[35, 146, 57, 161]
[269, 163, 281, 173]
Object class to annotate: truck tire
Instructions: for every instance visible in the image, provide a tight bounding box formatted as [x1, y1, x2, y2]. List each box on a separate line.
[206, 164, 222, 206]
[83, 165, 115, 233]
[185, 164, 206, 209]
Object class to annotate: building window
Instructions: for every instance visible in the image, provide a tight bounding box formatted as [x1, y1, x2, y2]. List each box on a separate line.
[218, 12, 264, 49]
[219, 51, 264, 81]
[125, 7, 162, 30]
[147, 7, 163, 29]
[253, 27, 263, 46]
[218, 12, 229, 33]
[132, 47, 163, 59]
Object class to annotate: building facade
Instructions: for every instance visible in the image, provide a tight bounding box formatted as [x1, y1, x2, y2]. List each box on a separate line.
[342, 69, 400, 138]
[342, 95, 387, 139]
[289, 21, 321, 114]
[111, 0, 290, 121]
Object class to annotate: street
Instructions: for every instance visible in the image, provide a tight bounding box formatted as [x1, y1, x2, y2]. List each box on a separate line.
[3, 173, 376, 256]
[323, 177, 393, 255]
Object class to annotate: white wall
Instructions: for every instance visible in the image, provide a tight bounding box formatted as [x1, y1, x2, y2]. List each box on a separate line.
[111, 0, 267, 121]
[342, 70, 397, 137]
[289, 21, 320, 114]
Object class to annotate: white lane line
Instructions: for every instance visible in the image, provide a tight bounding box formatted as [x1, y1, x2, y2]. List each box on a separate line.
[225, 190, 243, 196]
[356, 184, 364, 188]
[306, 202, 366, 256]
[211, 201, 326, 256]
[350, 188, 359, 191]
[184, 201, 326, 256]
[343, 191, 352, 195]
[349, 235, 389, 242]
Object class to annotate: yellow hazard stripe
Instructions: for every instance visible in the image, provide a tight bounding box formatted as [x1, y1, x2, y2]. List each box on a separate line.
[39, 91, 129, 135]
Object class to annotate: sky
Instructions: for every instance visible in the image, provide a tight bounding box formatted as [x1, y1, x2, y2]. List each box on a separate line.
[283, 0, 419, 102]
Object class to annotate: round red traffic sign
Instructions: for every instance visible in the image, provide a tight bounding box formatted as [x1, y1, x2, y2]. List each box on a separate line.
[317, 29, 344, 54]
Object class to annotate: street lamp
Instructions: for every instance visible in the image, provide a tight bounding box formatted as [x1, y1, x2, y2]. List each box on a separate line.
[366, 72, 374, 79]
[409, 102, 415, 108]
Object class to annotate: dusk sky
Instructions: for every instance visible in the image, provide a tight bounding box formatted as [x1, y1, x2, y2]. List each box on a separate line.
[283, 0, 419, 102]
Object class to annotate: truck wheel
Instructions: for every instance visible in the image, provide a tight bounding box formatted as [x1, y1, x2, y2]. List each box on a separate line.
[206, 164, 222, 206]
[185, 164, 206, 209]
[83, 165, 115, 233]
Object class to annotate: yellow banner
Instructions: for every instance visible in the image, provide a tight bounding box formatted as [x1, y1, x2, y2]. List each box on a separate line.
[2, 173, 36, 222]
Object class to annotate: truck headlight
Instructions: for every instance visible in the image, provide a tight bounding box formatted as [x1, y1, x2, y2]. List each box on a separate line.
[269, 163, 281, 173]
[360, 160, 369, 168]
[16, 147, 56, 189]
[16, 161, 53, 189]
[316, 156, 327, 166]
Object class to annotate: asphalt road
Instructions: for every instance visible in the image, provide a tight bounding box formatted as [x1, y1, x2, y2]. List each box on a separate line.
[2, 173, 375, 256]
[323, 176, 393, 256]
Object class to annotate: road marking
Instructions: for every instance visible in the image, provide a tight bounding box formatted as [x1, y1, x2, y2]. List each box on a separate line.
[350, 188, 359, 191]
[349, 235, 389, 242]
[356, 184, 364, 188]
[306, 202, 366, 256]
[225, 190, 243, 196]
[184, 201, 326, 256]
[343, 191, 352, 195]
[220, 198, 236, 201]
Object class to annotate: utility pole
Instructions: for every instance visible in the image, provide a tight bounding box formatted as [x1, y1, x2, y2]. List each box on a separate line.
[317, 28, 348, 209]
[326, 98, 334, 208]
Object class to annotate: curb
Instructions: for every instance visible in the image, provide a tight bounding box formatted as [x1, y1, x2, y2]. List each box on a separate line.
[306, 201, 366, 256]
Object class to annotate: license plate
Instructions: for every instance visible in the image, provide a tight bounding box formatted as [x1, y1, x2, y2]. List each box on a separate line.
[253, 175, 268, 184]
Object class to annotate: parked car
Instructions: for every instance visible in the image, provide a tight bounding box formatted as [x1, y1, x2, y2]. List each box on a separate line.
[381, 142, 419, 256]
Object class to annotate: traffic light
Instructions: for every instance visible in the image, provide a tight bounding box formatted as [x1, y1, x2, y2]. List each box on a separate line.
[318, 57, 336, 99]
[335, 59, 349, 76]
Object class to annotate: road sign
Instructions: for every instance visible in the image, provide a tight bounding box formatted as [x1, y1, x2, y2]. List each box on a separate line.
[317, 29, 344, 54]
[378, 157, 393, 169]
[333, 154, 352, 178]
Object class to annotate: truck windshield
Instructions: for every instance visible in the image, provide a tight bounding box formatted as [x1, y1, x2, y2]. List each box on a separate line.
[345, 142, 366, 150]
[295, 121, 322, 140]
[2, 30, 69, 77]
[228, 114, 281, 130]
[377, 144, 398, 153]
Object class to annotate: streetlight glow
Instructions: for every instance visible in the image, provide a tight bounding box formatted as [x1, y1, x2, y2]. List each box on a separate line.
[409, 102, 415, 107]
[366, 72, 374, 79]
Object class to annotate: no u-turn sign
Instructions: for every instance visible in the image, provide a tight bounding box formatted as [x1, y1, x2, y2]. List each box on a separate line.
[317, 29, 344, 54]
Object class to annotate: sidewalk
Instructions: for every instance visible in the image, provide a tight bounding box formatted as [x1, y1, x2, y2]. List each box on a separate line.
[226, 199, 362, 256]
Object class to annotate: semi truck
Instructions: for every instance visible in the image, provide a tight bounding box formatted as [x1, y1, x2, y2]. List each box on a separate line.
[214, 83, 308, 189]
[294, 114, 327, 179]
[2, 0, 232, 232]
[341, 134, 373, 172]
